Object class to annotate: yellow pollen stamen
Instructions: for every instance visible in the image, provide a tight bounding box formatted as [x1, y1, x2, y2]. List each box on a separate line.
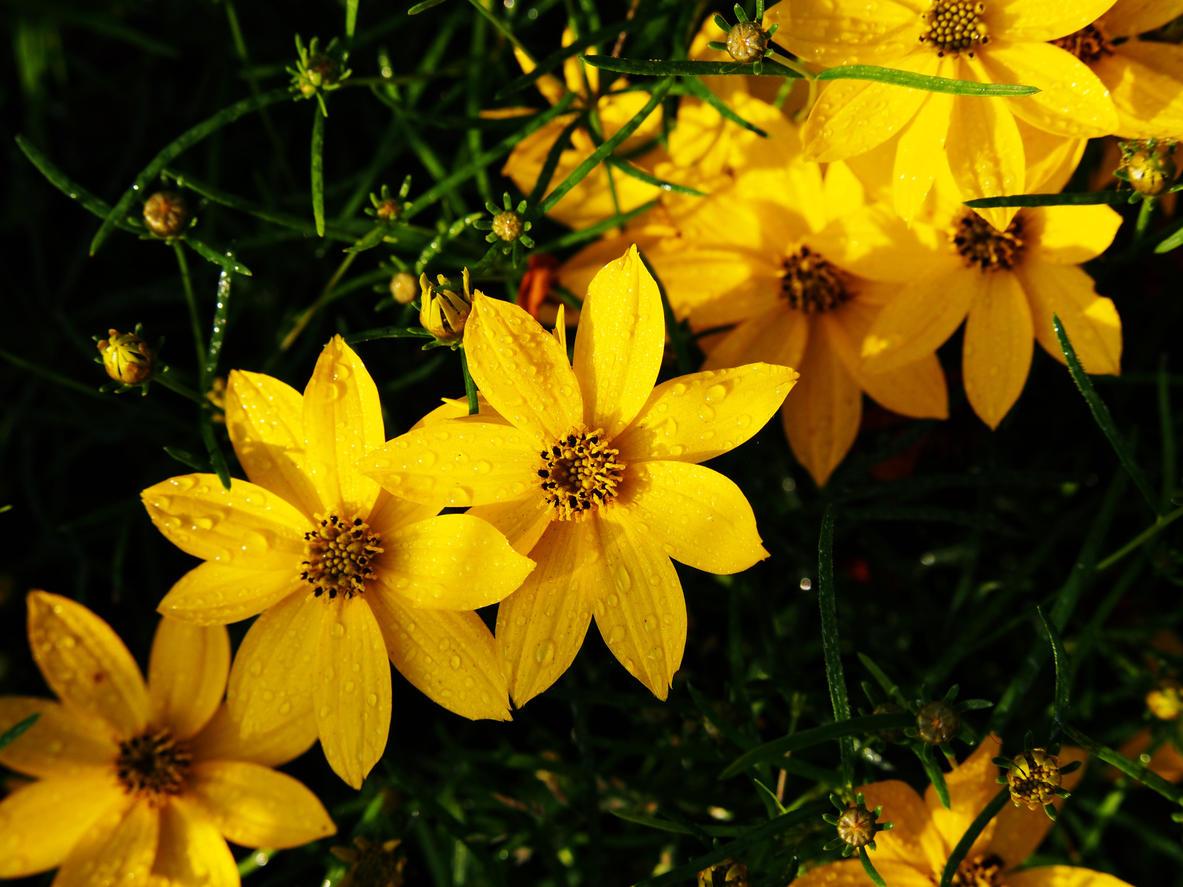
[946, 853, 1005, 886]
[116, 727, 192, 803]
[1006, 748, 1062, 810]
[920, 1, 990, 58]
[952, 211, 1026, 272]
[301, 513, 383, 600]
[781, 246, 851, 313]
[538, 427, 624, 521]
[1052, 23, 1113, 64]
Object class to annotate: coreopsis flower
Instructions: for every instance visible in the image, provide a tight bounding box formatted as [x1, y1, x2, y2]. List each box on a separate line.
[764, 0, 1121, 222]
[791, 735, 1130, 887]
[500, 30, 664, 229]
[862, 178, 1123, 428]
[359, 246, 797, 705]
[0, 592, 333, 884]
[141, 336, 534, 787]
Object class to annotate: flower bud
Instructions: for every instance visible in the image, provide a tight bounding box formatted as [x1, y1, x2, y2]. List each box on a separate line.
[726, 22, 770, 63]
[916, 700, 959, 745]
[1118, 140, 1178, 197]
[696, 859, 749, 887]
[492, 210, 524, 242]
[1005, 748, 1062, 811]
[419, 269, 475, 344]
[142, 191, 190, 239]
[97, 328, 154, 385]
[835, 804, 876, 849]
[389, 271, 418, 306]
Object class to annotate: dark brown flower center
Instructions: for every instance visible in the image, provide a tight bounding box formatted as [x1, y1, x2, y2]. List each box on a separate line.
[538, 428, 624, 521]
[781, 246, 851, 313]
[116, 728, 191, 803]
[920, 1, 990, 58]
[940, 853, 1005, 886]
[952, 211, 1026, 272]
[1052, 23, 1114, 64]
[301, 514, 383, 600]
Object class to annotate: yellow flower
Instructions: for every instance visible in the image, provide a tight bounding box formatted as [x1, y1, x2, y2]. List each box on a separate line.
[0, 591, 334, 885]
[861, 178, 1123, 428]
[792, 735, 1130, 887]
[500, 30, 664, 229]
[764, 0, 1121, 221]
[140, 336, 534, 787]
[1067, 0, 1183, 137]
[359, 246, 797, 705]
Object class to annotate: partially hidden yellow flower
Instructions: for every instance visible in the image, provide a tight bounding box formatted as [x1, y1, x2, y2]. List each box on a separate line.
[861, 173, 1123, 428]
[140, 336, 534, 788]
[500, 30, 664, 229]
[765, 0, 1121, 222]
[359, 246, 797, 705]
[791, 735, 1130, 887]
[0, 591, 334, 885]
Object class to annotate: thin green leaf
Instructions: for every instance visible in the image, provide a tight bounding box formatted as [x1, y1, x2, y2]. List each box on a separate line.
[497, 19, 634, 98]
[1155, 217, 1183, 253]
[345, 225, 394, 255]
[938, 789, 1009, 887]
[200, 416, 231, 490]
[1053, 315, 1159, 514]
[345, 0, 359, 38]
[818, 507, 854, 787]
[1096, 504, 1183, 571]
[720, 713, 913, 778]
[1037, 605, 1070, 720]
[344, 326, 434, 345]
[606, 156, 705, 196]
[918, 745, 951, 809]
[966, 191, 1131, 209]
[583, 56, 802, 78]
[163, 446, 208, 472]
[311, 108, 326, 238]
[859, 847, 888, 887]
[408, 0, 448, 12]
[818, 65, 1038, 96]
[526, 113, 586, 206]
[0, 713, 39, 752]
[1059, 723, 1183, 806]
[460, 347, 478, 415]
[205, 271, 232, 381]
[680, 75, 768, 136]
[180, 237, 252, 277]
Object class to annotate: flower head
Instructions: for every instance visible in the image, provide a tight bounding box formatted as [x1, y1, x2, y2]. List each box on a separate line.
[419, 269, 476, 345]
[97, 327, 154, 386]
[141, 336, 534, 787]
[142, 190, 190, 239]
[360, 246, 797, 705]
[0, 592, 334, 884]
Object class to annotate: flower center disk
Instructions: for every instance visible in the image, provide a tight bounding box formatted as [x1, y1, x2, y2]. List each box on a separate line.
[781, 246, 851, 313]
[945, 853, 1005, 886]
[1052, 23, 1113, 64]
[116, 728, 191, 803]
[538, 428, 624, 521]
[302, 514, 383, 599]
[920, 1, 990, 57]
[952, 211, 1026, 272]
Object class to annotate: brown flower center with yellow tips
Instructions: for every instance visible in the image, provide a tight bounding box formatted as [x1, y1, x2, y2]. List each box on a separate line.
[1052, 23, 1113, 64]
[1006, 748, 1062, 810]
[920, 1, 990, 57]
[952, 211, 1026, 272]
[943, 853, 1005, 886]
[116, 727, 192, 803]
[538, 428, 624, 521]
[301, 514, 383, 599]
[781, 246, 851, 313]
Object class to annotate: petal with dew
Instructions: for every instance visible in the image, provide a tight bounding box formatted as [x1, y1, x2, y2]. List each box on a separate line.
[1102, 0, 1183, 37]
[782, 330, 863, 487]
[701, 310, 809, 376]
[963, 271, 1034, 429]
[0, 698, 116, 779]
[764, 0, 925, 66]
[988, 0, 1119, 41]
[224, 369, 322, 518]
[614, 363, 798, 465]
[0, 775, 122, 878]
[893, 88, 955, 222]
[376, 513, 534, 610]
[862, 267, 973, 373]
[148, 618, 229, 740]
[467, 495, 553, 556]
[945, 77, 1026, 229]
[27, 590, 149, 738]
[926, 734, 1004, 858]
[1005, 867, 1133, 887]
[141, 475, 308, 571]
[152, 798, 239, 887]
[857, 780, 947, 873]
[573, 245, 665, 437]
[1031, 205, 1122, 265]
[314, 596, 391, 788]
[189, 704, 316, 769]
[789, 859, 934, 887]
[189, 760, 335, 848]
[1020, 261, 1122, 377]
[302, 335, 385, 516]
[464, 293, 583, 439]
[989, 747, 1087, 869]
[1094, 42, 1183, 139]
[369, 589, 511, 721]
[53, 799, 157, 887]
[495, 521, 600, 707]
[158, 562, 300, 627]
[617, 461, 767, 574]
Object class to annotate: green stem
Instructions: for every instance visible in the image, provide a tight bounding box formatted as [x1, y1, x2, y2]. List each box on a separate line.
[460, 347, 479, 415]
[859, 847, 888, 887]
[720, 713, 913, 778]
[153, 367, 205, 405]
[1059, 723, 1183, 806]
[1096, 505, 1183, 571]
[173, 242, 207, 389]
[311, 107, 326, 237]
[938, 790, 1009, 887]
[817, 506, 854, 787]
[281, 250, 359, 351]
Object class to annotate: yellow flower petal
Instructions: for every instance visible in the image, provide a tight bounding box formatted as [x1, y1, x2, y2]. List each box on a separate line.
[1102, 0, 1183, 36]
[141, 474, 308, 570]
[782, 328, 864, 487]
[614, 363, 798, 465]
[54, 798, 157, 887]
[573, 245, 665, 438]
[981, 42, 1118, 138]
[989, 747, 1087, 868]
[1095, 42, 1183, 139]
[862, 268, 973, 373]
[803, 54, 939, 162]
[368, 589, 511, 721]
[790, 859, 934, 887]
[152, 798, 238, 887]
[365, 489, 441, 536]
[158, 562, 299, 626]
[764, 0, 925, 66]
[618, 461, 767, 574]
[147, 618, 229, 740]
[189, 704, 315, 769]
[664, 252, 782, 329]
[225, 591, 323, 739]
[988, 0, 1119, 41]
[893, 89, 955, 222]
[963, 271, 1034, 428]
[701, 310, 810, 375]
[188, 760, 335, 848]
[809, 207, 951, 283]
[857, 780, 947, 873]
[302, 335, 385, 516]
[464, 293, 583, 439]
[595, 509, 686, 700]
[1031, 205, 1123, 265]
[225, 369, 322, 519]
[1019, 120, 1087, 193]
[0, 698, 116, 778]
[27, 590, 149, 738]
[925, 735, 1004, 857]
[1005, 868, 1134, 887]
[360, 420, 542, 508]
[375, 513, 533, 610]
[495, 521, 599, 706]
[1018, 262, 1123, 376]
[314, 596, 391, 788]
[0, 776, 122, 878]
[945, 66, 1026, 228]
[467, 496, 553, 556]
